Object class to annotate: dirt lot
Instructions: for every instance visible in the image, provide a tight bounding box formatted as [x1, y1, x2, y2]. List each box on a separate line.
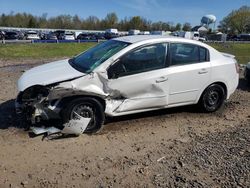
[0, 59, 249, 188]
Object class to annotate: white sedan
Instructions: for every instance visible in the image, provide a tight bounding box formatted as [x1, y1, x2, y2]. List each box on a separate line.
[16, 35, 239, 133]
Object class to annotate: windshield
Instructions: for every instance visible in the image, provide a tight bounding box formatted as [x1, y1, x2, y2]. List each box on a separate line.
[69, 40, 130, 73]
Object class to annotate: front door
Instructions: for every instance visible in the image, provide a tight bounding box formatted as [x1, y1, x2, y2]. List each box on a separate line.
[107, 43, 169, 113]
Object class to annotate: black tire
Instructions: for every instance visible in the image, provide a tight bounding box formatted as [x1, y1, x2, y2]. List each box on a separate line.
[61, 97, 105, 134]
[198, 84, 226, 112]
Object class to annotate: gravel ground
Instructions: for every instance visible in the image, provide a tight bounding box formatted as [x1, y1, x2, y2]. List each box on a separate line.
[0, 59, 249, 188]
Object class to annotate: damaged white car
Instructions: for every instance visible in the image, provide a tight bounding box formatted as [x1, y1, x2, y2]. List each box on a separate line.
[16, 35, 239, 133]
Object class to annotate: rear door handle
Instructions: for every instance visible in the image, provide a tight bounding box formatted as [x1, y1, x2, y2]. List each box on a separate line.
[198, 69, 208, 74]
[156, 77, 168, 83]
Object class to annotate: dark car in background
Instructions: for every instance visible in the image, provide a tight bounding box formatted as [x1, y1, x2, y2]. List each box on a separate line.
[77, 33, 96, 40]
[77, 33, 91, 40]
[77, 32, 106, 40]
[238, 34, 250, 41]
[104, 32, 119, 40]
[42, 32, 58, 40]
[4, 31, 23, 40]
[54, 30, 65, 40]
[245, 62, 250, 84]
[95, 33, 106, 40]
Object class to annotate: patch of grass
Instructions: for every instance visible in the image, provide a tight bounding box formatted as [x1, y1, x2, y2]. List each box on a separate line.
[0, 42, 249, 64]
[0, 43, 96, 60]
[210, 43, 250, 64]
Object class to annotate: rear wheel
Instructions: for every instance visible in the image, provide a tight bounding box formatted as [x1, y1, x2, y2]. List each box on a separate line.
[198, 84, 226, 112]
[61, 98, 105, 133]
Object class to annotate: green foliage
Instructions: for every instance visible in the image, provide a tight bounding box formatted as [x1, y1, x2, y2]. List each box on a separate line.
[104, 12, 118, 28]
[0, 43, 96, 60]
[0, 43, 249, 64]
[182, 23, 192, 31]
[175, 23, 182, 31]
[210, 43, 250, 64]
[220, 6, 250, 34]
[0, 12, 186, 31]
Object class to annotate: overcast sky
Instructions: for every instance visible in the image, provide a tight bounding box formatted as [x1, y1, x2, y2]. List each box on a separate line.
[0, 0, 249, 25]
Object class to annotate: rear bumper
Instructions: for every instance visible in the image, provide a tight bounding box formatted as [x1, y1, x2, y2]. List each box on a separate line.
[227, 73, 239, 99]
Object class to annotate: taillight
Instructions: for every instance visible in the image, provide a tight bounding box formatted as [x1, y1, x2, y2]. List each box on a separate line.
[235, 63, 240, 74]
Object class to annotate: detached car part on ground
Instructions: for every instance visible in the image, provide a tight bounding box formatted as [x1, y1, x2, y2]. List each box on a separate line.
[16, 35, 239, 134]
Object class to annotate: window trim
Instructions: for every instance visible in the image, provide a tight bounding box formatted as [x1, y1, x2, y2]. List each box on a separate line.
[168, 42, 210, 67]
[107, 42, 169, 79]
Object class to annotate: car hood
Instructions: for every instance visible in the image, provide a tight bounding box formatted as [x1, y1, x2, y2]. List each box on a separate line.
[18, 59, 86, 92]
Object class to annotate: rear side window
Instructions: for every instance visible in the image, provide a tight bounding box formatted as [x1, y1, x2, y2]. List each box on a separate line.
[170, 43, 209, 66]
[199, 47, 209, 62]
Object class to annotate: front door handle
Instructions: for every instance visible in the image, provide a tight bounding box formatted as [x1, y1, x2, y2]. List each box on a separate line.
[156, 77, 168, 83]
[198, 69, 208, 74]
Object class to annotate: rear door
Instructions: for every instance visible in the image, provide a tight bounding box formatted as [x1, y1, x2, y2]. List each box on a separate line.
[167, 43, 211, 105]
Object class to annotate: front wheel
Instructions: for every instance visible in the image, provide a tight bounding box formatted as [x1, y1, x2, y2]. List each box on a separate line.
[198, 84, 226, 112]
[61, 98, 105, 134]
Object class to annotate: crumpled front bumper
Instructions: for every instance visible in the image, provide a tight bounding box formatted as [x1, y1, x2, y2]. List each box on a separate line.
[15, 92, 24, 114]
[15, 91, 61, 124]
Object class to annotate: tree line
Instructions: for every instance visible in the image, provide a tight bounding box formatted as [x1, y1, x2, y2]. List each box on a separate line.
[0, 5, 249, 34]
[219, 6, 250, 34]
[0, 12, 192, 31]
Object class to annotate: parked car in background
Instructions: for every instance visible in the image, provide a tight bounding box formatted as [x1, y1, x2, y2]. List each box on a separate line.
[238, 34, 250, 41]
[77, 33, 94, 40]
[104, 32, 119, 40]
[54, 30, 65, 40]
[42, 32, 58, 40]
[95, 33, 106, 40]
[4, 31, 22, 40]
[128, 29, 140, 35]
[245, 62, 250, 84]
[76, 32, 104, 40]
[16, 35, 239, 133]
[0, 30, 5, 40]
[226, 34, 239, 41]
[105, 28, 119, 39]
[62, 31, 75, 40]
[25, 31, 40, 40]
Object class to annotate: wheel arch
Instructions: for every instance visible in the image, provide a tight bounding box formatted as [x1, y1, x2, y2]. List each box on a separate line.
[196, 81, 228, 103]
[58, 95, 106, 111]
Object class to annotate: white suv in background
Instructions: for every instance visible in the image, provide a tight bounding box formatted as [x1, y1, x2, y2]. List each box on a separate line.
[25, 30, 40, 40]
[63, 31, 75, 40]
[16, 35, 239, 133]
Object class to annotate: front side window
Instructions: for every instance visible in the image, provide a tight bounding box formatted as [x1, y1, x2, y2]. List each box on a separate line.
[69, 40, 130, 73]
[108, 43, 167, 78]
[170, 43, 209, 66]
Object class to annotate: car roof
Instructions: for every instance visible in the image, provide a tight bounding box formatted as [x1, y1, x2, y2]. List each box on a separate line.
[113, 35, 173, 43]
[113, 35, 214, 50]
[114, 35, 203, 45]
